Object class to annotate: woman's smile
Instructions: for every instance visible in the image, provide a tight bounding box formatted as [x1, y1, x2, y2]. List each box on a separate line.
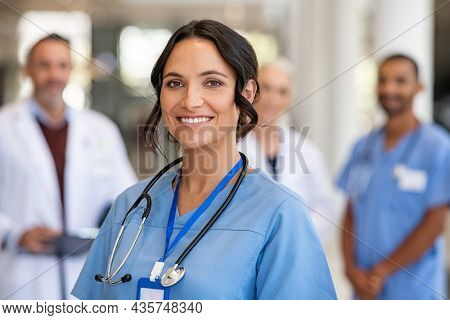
[176, 115, 214, 127]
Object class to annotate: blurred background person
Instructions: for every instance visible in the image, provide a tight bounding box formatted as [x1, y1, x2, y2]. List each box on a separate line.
[239, 58, 339, 245]
[337, 54, 449, 299]
[0, 34, 136, 299]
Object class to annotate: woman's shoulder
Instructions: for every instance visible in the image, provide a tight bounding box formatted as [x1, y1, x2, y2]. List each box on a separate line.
[109, 169, 177, 222]
[246, 168, 305, 204]
[238, 169, 311, 233]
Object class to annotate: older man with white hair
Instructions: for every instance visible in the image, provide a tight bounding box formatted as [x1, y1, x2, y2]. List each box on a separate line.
[239, 57, 338, 244]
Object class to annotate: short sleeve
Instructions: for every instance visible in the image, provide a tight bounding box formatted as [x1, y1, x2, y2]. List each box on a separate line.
[71, 200, 118, 299]
[336, 144, 359, 194]
[255, 197, 337, 299]
[424, 142, 450, 209]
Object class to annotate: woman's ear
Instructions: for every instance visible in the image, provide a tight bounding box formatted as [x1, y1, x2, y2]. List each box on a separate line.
[241, 79, 258, 103]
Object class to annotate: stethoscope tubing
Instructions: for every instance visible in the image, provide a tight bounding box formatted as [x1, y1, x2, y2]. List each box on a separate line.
[174, 152, 248, 265]
[97, 153, 248, 286]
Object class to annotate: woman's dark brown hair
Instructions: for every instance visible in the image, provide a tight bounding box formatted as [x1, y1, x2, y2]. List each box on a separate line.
[144, 19, 259, 155]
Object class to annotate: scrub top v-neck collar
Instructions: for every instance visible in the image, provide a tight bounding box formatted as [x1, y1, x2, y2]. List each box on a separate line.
[379, 122, 423, 155]
[376, 123, 422, 162]
[168, 169, 252, 225]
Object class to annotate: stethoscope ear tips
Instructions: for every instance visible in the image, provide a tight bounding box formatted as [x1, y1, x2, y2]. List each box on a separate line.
[121, 274, 132, 283]
[95, 274, 103, 282]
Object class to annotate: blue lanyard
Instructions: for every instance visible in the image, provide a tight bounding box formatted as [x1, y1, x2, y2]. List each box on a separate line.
[160, 158, 243, 262]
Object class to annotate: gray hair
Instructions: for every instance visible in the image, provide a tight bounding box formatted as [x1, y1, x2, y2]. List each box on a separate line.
[259, 57, 298, 83]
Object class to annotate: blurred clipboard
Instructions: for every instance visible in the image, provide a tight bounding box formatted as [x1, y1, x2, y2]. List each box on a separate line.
[47, 228, 98, 257]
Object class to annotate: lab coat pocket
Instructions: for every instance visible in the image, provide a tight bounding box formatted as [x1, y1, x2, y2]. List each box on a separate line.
[90, 155, 112, 178]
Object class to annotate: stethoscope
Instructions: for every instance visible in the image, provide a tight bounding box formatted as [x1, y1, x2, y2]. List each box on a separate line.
[95, 152, 248, 286]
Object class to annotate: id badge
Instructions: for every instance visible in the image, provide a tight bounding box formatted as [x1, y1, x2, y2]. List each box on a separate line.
[136, 278, 169, 300]
[394, 164, 428, 193]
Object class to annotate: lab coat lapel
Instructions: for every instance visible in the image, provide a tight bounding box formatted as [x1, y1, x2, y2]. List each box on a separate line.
[278, 126, 294, 185]
[278, 126, 308, 195]
[13, 101, 62, 228]
[241, 132, 271, 174]
[64, 110, 89, 232]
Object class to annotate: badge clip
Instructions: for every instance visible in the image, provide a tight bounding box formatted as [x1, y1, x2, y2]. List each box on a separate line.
[150, 261, 165, 282]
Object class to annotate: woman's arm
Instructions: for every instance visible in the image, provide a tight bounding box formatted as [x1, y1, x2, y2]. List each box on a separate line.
[256, 197, 337, 299]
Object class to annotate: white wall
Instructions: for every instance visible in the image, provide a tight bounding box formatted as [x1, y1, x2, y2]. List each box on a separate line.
[372, 0, 434, 123]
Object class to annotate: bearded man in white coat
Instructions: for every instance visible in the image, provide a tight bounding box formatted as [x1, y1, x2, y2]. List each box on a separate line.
[0, 34, 136, 299]
[239, 58, 338, 244]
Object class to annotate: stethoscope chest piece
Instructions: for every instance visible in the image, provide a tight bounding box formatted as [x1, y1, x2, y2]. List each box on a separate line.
[160, 265, 185, 287]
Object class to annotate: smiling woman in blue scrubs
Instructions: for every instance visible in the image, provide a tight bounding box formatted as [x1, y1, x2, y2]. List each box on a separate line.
[71, 20, 337, 300]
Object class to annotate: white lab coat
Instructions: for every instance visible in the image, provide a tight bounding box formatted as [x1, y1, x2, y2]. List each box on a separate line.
[239, 126, 338, 243]
[0, 214, 11, 247]
[0, 99, 137, 299]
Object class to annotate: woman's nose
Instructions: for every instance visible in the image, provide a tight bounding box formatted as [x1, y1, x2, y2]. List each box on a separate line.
[180, 85, 204, 109]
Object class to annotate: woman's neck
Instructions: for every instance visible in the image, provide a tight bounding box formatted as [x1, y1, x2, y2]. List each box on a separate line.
[180, 137, 241, 195]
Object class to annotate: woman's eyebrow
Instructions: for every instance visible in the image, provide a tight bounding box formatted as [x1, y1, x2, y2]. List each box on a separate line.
[199, 70, 228, 78]
[163, 72, 183, 79]
[163, 70, 229, 79]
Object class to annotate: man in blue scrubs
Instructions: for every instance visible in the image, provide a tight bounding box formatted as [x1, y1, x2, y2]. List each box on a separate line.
[338, 54, 449, 299]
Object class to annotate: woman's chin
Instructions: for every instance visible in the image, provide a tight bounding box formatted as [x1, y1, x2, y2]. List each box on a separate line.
[180, 140, 213, 151]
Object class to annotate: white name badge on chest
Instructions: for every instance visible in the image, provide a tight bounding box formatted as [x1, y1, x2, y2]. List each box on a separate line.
[136, 278, 167, 300]
[394, 164, 428, 192]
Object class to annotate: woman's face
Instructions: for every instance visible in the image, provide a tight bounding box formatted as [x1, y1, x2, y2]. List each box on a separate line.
[160, 38, 239, 150]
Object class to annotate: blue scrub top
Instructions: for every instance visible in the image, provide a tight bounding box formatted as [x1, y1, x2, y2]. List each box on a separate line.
[337, 123, 450, 299]
[72, 168, 337, 300]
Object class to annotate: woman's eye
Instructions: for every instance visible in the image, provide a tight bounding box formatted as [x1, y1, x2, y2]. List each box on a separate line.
[167, 80, 183, 88]
[205, 80, 223, 88]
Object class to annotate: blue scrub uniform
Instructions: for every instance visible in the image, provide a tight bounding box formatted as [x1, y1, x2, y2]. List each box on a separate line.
[337, 123, 449, 299]
[72, 169, 337, 299]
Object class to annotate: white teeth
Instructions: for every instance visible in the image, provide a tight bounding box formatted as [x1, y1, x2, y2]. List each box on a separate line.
[179, 117, 212, 124]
